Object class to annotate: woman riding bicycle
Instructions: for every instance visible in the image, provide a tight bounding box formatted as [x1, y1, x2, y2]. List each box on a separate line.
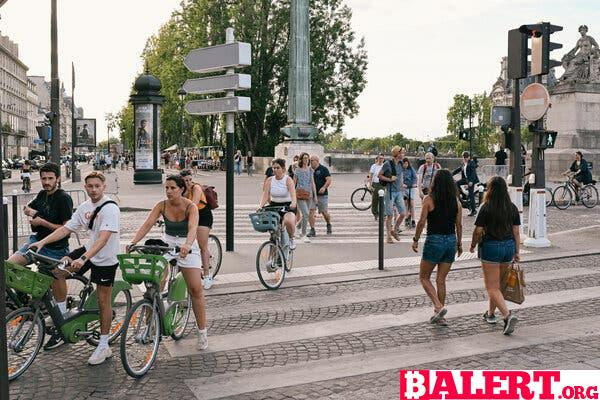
[259, 158, 297, 250]
[21, 160, 32, 192]
[128, 174, 208, 350]
[564, 151, 593, 198]
[180, 169, 214, 290]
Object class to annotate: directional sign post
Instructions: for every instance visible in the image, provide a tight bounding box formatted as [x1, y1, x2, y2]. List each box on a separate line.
[184, 28, 251, 252]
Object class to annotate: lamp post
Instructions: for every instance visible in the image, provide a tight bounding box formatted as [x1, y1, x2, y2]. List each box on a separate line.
[177, 87, 187, 148]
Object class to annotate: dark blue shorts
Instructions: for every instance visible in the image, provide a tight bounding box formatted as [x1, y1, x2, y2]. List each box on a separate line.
[422, 234, 457, 264]
[17, 235, 69, 264]
[480, 239, 515, 264]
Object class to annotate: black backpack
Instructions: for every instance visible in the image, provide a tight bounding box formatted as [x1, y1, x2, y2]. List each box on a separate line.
[380, 159, 397, 186]
[88, 200, 118, 229]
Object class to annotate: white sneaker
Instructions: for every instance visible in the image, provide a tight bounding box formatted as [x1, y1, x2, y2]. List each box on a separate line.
[203, 276, 214, 290]
[197, 329, 208, 350]
[289, 239, 296, 250]
[302, 235, 311, 243]
[88, 345, 112, 365]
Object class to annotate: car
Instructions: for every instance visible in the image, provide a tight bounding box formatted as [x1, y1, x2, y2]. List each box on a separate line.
[1, 160, 12, 179]
[11, 158, 25, 169]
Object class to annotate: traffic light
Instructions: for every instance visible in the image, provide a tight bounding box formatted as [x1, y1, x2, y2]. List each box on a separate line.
[520, 22, 563, 75]
[35, 126, 52, 142]
[459, 129, 470, 141]
[540, 130, 557, 149]
[507, 29, 529, 79]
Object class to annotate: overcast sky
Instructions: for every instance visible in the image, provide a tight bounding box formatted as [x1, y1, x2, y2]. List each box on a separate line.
[1, 0, 598, 143]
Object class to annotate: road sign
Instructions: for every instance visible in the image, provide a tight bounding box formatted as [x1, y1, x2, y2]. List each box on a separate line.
[184, 42, 251, 74]
[34, 139, 44, 144]
[183, 74, 251, 95]
[491, 106, 512, 126]
[520, 83, 550, 121]
[185, 97, 251, 116]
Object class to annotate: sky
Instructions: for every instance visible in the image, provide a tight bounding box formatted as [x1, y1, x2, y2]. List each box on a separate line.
[1, 0, 599, 143]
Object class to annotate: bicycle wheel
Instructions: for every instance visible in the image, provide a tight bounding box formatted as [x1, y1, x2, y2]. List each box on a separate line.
[350, 187, 372, 211]
[87, 287, 132, 346]
[256, 241, 286, 290]
[6, 307, 45, 381]
[207, 234, 223, 278]
[120, 300, 161, 378]
[581, 185, 599, 208]
[545, 187, 554, 207]
[65, 274, 89, 312]
[170, 295, 192, 340]
[553, 186, 572, 210]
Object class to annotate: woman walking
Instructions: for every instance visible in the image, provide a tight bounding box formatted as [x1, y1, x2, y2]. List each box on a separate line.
[470, 176, 520, 335]
[128, 175, 209, 349]
[294, 153, 317, 242]
[402, 158, 417, 228]
[412, 169, 462, 326]
[234, 150, 242, 176]
[246, 151, 254, 177]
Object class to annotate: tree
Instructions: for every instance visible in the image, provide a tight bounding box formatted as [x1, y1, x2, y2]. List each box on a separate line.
[446, 93, 496, 157]
[118, 0, 367, 156]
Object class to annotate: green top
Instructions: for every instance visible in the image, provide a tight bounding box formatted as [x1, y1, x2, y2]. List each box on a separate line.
[162, 201, 190, 238]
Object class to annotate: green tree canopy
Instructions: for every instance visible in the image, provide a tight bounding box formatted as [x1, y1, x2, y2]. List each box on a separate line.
[117, 0, 367, 156]
[446, 92, 497, 157]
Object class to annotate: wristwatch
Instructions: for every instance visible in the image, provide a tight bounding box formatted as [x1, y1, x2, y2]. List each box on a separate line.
[80, 255, 87, 262]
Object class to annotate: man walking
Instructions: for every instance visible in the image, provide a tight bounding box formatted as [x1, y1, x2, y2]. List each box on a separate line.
[378, 146, 406, 243]
[308, 155, 333, 236]
[417, 152, 441, 199]
[368, 154, 385, 220]
[454, 151, 479, 216]
[32, 171, 121, 365]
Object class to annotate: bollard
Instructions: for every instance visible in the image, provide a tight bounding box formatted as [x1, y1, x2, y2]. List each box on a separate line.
[1, 201, 7, 260]
[378, 189, 385, 270]
[12, 195, 18, 252]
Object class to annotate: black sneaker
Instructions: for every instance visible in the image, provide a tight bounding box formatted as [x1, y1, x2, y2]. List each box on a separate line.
[326, 224, 332, 235]
[307, 228, 316, 237]
[483, 311, 497, 324]
[411, 220, 416, 228]
[502, 313, 518, 335]
[44, 332, 65, 351]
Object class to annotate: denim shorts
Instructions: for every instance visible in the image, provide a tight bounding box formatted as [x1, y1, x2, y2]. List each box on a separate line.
[384, 190, 407, 216]
[17, 235, 70, 264]
[422, 234, 457, 264]
[480, 239, 515, 264]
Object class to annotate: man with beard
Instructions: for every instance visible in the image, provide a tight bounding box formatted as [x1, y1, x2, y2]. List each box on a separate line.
[8, 163, 74, 342]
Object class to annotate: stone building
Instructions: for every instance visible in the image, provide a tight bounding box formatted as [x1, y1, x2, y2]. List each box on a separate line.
[26, 77, 44, 154]
[0, 32, 28, 159]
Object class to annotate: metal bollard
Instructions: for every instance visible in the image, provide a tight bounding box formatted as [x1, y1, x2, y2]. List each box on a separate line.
[1, 202, 7, 261]
[12, 195, 18, 253]
[378, 189, 385, 270]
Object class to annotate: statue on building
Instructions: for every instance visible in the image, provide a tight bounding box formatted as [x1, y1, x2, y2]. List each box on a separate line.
[560, 25, 600, 83]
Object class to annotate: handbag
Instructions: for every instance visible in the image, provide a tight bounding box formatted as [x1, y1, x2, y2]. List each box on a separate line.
[296, 188, 310, 200]
[501, 263, 526, 304]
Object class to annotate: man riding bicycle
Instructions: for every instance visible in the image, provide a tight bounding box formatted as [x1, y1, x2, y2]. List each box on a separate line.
[31, 171, 120, 365]
[564, 151, 593, 199]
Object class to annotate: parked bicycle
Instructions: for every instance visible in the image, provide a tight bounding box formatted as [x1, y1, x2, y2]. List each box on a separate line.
[118, 244, 192, 378]
[5, 250, 132, 381]
[249, 206, 294, 290]
[350, 176, 373, 211]
[552, 172, 598, 210]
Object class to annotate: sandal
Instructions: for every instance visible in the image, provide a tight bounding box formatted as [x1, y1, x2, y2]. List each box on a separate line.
[429, 308, 447, 324]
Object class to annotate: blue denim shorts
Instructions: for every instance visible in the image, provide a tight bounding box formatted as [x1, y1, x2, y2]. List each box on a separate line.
[384, 190, 407, 216]
[422, 234, 457, 264]
[17, 235, 70, 264]
[480, 239, 515, 264]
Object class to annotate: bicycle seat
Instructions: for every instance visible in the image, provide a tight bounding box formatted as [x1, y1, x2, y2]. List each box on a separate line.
[592, 180, 597, 185]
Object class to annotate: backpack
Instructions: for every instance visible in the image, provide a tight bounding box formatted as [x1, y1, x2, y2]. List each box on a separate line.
[200, 185, 219, 210]
[421, 163, 440, 183]
[380, 159, 397, 187]
[88, 200, 118, 229]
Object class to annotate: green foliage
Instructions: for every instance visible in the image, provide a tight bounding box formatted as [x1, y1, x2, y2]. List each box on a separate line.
[446, 93, 496, 157]
[97, 137, 121, 151]
[116, 0, 367, 156]
[322, 131, 428, 155]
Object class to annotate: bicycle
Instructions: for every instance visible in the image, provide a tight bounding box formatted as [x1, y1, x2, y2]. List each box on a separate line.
[249, 206, 295, 290]
[5, 250, 132, 381]
[552, 173, 598, 210]
[118, 244, 192, 378]
[350, 176, 373, 211]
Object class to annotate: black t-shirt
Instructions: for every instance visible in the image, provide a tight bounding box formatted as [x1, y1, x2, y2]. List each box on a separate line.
[29, 189, 73, 248]
[475, 203, 520, 241]
[494, 150, 508, 165]
[313, 164, 331, 196]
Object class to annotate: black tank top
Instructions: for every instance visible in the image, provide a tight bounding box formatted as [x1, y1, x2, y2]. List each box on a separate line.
[427, 201, 457, 235]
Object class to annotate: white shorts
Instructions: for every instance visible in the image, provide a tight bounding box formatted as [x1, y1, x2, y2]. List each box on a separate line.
[163, 234, 202, 269]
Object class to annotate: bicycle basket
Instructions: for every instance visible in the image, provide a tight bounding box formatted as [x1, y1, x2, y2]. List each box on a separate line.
[117, 254, 168, 285]
[5, 261, 54, 299]
[249, 211, 280, 233]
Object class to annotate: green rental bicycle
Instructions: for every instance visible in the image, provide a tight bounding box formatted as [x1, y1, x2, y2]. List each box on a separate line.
[5, 251, 132, 381]
[118, 244, 192, 378]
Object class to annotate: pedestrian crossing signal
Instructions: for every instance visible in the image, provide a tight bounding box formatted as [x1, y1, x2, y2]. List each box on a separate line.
[459, 130, 470, 141]
[540, 130, 557, 149]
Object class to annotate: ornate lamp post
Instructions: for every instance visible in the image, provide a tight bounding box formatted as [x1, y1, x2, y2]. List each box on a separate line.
[177, 87, 187, 148]
[129, 70, 165, 184]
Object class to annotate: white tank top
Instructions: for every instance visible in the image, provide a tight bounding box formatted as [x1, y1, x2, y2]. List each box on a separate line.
[270, 175, 292, 203]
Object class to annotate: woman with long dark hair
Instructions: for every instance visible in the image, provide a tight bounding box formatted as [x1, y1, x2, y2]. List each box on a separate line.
[470, 176, 520, 335]
[412, 169, 462, 326]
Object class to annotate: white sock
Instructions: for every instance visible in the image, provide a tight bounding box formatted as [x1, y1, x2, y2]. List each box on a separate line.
[99, 334, 109, 347]
[197, 327, 207, 335]
[57, 301, 67, 314]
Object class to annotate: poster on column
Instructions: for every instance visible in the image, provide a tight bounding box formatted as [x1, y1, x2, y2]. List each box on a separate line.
[135, 104, 154, 169]
[74, 118, 96, 147]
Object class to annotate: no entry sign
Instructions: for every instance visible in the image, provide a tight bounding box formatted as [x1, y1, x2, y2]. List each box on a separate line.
[520, 83, 550, 122]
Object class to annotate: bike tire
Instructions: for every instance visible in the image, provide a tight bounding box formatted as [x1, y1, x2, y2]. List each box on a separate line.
[208, 234, 223, 278]
[170, 295, 192, 341]
[581, 185, 599, 208]
[256, 241, 286, 290]
[120, 299, 161, 378]
[87, 287, 132, 346]
[545, 187, 554, 208]
[552, 186, 572, 210]
[350, 188, 372, 211]
[6, 307, 45, 381]
[64, 274, 90, 312]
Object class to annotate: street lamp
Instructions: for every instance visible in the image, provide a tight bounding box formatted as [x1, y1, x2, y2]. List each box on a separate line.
[177, 87, 187, 148]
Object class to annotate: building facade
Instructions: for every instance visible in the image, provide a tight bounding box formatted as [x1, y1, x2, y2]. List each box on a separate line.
[0, 33, 28, 159]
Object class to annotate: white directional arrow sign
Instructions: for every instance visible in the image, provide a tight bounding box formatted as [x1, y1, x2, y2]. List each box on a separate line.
[184, 42, 251, 74]
[185, 97, 251, 116]
[183, 74, 251, 95]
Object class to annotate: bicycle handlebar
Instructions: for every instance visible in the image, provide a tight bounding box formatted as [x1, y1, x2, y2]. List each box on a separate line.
[26, 249, 70, 273]
[127, 244, 182, 255]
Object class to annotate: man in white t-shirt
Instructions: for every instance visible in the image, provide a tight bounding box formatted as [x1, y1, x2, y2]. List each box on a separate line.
[367, 154, 385, 220]
[31, 171, 120, 365]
